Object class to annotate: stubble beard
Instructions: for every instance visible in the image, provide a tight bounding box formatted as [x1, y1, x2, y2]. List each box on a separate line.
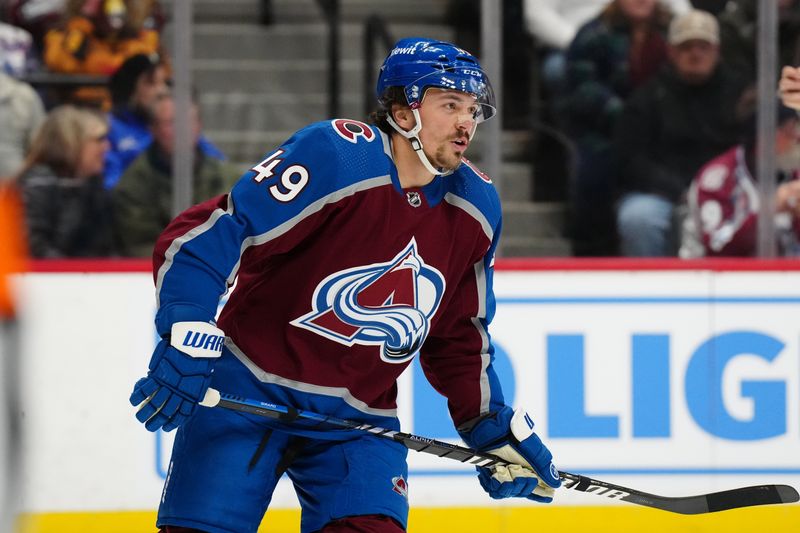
[429, 143, 463, 172]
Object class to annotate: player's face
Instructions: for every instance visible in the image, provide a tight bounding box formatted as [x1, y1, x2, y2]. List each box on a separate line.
[418, 89, 479, 171]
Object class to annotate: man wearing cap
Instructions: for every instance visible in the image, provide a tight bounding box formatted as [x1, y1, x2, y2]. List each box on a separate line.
[613, 9, 749, 256]
[113, 92, 241, 257]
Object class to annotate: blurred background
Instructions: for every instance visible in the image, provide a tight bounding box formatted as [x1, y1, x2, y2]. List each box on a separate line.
[1, 0, 800, 531]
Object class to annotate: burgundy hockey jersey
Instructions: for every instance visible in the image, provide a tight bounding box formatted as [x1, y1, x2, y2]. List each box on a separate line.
[683, 145, 800, 257]
[152, 119, 507, 428]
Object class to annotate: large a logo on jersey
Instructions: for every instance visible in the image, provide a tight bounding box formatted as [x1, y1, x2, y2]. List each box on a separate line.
[291, 239, 445, 364]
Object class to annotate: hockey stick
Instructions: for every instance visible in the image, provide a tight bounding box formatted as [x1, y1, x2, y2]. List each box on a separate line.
[199, 388, 799, 514]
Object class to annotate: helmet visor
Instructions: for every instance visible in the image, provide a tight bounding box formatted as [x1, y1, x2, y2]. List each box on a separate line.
[404, 68, 497, 123]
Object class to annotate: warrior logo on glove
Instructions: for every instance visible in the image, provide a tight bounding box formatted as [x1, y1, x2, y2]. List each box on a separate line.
[174, 322, 225, 357]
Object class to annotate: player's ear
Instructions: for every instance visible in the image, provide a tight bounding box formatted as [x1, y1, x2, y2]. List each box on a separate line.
[391, 104, 415, 130]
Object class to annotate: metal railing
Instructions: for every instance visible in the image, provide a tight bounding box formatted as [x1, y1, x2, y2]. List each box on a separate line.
[363, 14, 394, 117]
[316, 0, 341, 118]
[17, 71, 109, 110]
[18, 72, 108, 88]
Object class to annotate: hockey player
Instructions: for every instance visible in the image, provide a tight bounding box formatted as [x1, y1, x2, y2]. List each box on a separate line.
[130, 37, 561, 533]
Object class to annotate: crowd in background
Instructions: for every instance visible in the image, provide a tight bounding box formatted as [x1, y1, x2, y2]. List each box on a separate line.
[0, 0, 237, 259]
[521, 0, 800, 257]
[1, 0, 800, 259]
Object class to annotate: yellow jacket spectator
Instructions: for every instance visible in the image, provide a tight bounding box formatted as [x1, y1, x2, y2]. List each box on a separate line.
[43, 0, 160, 107]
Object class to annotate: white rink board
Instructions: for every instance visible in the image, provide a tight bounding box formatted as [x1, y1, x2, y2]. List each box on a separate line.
[9, 268, 800, 513]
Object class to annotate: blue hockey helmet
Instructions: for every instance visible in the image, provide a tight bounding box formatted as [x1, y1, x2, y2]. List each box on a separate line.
[376, 38, 496, 123]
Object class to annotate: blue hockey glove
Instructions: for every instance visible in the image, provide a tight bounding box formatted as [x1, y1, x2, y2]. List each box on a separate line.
[129, 321, 224, 432]
[460, 407, 561, 503]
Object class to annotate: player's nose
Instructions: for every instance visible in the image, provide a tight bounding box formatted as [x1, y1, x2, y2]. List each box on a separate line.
[456, 113, 474, 132]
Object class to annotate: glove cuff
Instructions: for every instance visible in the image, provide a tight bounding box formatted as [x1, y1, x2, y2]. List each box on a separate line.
[170, 321, 225, 359]
[508, 408, 536, 443]
[459, 406, 515, 450]
[156, 303, 215, 336]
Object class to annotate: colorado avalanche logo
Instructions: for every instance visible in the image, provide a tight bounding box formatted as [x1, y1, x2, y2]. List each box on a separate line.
[291, 239, 445, 364]
[392, 475, 408, 499]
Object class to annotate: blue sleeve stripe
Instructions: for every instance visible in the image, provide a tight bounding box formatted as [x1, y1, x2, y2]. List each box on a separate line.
[443, 192, 494, 242]
[155, 194, 236, 307]
[225, 175, 393, 285]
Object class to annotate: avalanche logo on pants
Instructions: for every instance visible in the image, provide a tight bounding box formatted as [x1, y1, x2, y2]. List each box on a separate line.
[292, 238, 445, 364]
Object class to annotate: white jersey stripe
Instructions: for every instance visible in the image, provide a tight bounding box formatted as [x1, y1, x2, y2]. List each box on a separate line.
[443, 192, 494, 242]
[473, 260, 492, 415]
[155, 194, 236, 307]
[225, 338, 399, 418]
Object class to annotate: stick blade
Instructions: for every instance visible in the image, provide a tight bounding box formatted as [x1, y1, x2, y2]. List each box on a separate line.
[561, 473, 800, 515]
[703, 484, 799, 514]
[778, 484, 800, 504]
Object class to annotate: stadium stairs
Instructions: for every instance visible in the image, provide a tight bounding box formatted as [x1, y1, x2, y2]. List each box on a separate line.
[161, 0, 570, 256]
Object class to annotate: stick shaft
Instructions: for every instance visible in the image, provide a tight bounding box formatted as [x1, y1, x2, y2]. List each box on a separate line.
[200, 388, 799, 514]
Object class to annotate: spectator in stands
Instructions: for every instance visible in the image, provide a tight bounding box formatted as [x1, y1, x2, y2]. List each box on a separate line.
[113, 93, 239, 257]
[0, 21, 38, 75]
[0, 71, 46, 178]
[16, 104, 116, 257]
[4, 0, 66, 62]
[680, 102, 800, 257]
[689, 0, 729, 16]
[105, 51, 167, 187]
[42, 0, 160, 107]
[614, 9, 748, 256]
[525, 0, 691, 93]
[779, 63, 800, 109]
[105, 53, 224, 189]
[524, 0, 607, 93]
[718, 0, 800, 85]
[560, 0, 673, 256]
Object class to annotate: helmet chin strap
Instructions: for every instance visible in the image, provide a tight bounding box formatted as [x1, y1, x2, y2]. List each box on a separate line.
[387, 108, 454, 177]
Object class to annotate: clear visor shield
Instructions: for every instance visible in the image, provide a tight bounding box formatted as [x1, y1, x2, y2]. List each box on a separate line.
[404, 68, 497, 123]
